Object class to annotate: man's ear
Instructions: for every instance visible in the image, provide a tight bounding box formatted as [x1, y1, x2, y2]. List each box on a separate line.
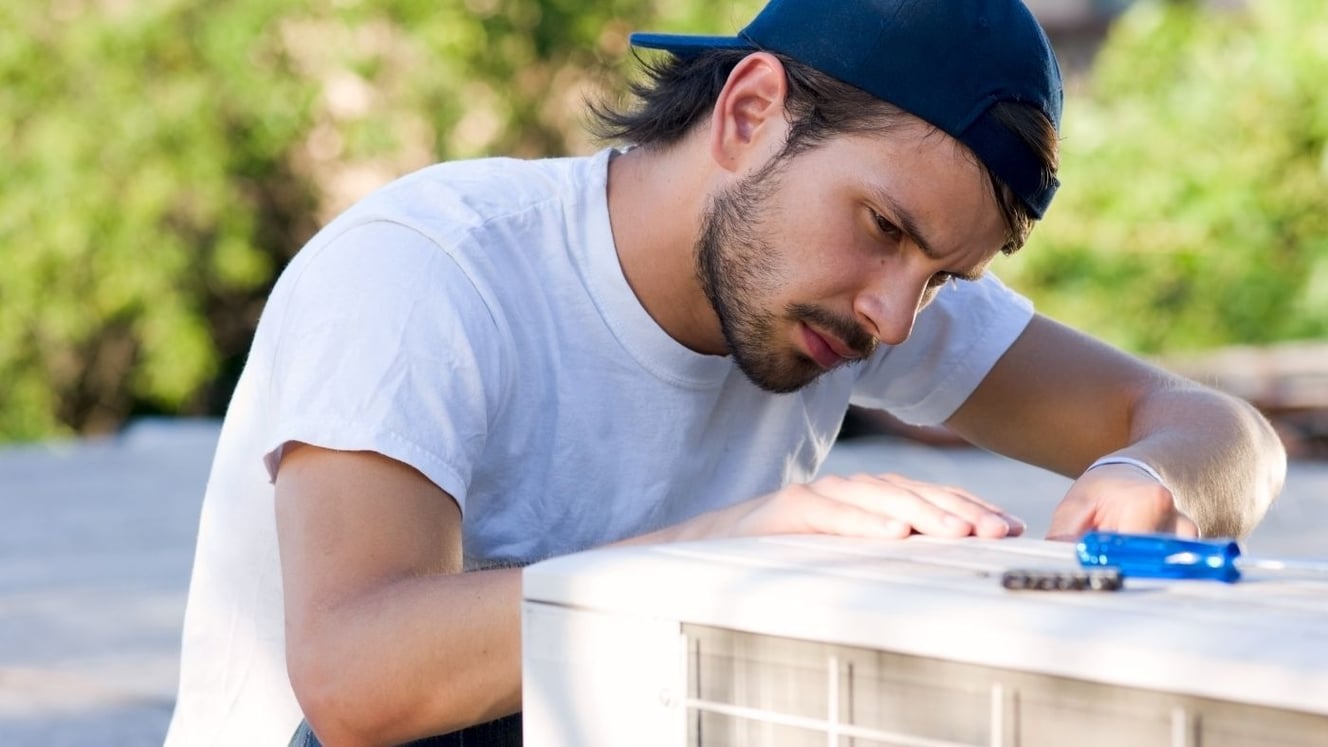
[709, 52, 790, 173]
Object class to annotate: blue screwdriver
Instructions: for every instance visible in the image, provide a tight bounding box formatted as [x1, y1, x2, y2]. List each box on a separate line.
[1076, 531, 1328, 583]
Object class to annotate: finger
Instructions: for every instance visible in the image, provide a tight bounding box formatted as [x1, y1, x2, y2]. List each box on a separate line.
[807, 474, 976, 538]
[895, 480, 1025, 538]
[877, 474, 1026, 537]
[1045, 496, 1094, 542]
[866, 474, 1025, 537]
[1173, 513, 1199, 538]
[809, 474, 972, 537]
[799, 493, 915, 540]
[883, 474, 1000, 512]
[734, 484, 913, 539]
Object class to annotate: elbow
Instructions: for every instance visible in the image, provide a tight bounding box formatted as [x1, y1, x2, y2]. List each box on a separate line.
[1256, 411, 1288, 514]
[285, 619, 481, 747]
[1243, 393, 1287, 500]
[1231, 395, 1288, 537]
[286, 627, 393, 747]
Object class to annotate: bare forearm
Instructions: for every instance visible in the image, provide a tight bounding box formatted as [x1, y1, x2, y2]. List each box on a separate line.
[288, 567, 523, 747]
[1115, 384, 1286, 537]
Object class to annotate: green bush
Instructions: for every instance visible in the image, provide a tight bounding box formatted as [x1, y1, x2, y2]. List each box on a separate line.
[1007, 1, 1328, 353]
[0, 0, 764, 442]
[7, 0, 1320, 443]
[1, 1, 316, 440]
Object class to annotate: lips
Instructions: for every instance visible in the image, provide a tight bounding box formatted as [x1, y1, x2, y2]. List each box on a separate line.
[801, 323, 860, 369]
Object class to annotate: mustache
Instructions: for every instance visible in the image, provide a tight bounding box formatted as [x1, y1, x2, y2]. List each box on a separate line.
[788, 303, 877, 359]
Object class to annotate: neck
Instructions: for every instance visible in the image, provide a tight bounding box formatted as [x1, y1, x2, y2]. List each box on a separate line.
[606, 140, 728, 355]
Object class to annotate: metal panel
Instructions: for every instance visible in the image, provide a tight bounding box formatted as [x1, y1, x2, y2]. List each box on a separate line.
[681, 624, 1328, 747]
[522, 601, 686, 747]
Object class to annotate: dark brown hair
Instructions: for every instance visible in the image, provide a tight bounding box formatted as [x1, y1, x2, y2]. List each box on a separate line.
[590, 49, 1059, 253]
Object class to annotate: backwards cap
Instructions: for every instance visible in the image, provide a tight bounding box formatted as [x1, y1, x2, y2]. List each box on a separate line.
[630, 0, 1063, 218]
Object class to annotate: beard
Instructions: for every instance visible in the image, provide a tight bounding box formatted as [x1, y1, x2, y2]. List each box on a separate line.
[695, 167, 876, 394]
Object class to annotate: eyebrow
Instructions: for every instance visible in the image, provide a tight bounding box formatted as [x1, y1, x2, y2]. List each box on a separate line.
[876, 189, 986, 282]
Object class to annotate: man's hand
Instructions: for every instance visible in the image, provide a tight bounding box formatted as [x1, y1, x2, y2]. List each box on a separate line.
[946, 315, 1284, 539]
[1047, 463, 1199, 541]
[642, 473, 1025, 545]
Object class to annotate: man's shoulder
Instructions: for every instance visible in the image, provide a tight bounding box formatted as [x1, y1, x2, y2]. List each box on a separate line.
[271, 150, 613, 342]
[355, 151, 607, 232]
[405, 152, 588, 189]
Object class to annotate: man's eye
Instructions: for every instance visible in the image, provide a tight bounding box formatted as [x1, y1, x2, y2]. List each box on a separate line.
[872, 211, 902, 240]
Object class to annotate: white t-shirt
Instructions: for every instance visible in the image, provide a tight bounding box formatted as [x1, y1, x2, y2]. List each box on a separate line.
[165, 148, 1033, 745]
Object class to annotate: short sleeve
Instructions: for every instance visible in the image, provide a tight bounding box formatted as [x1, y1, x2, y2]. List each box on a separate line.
[850, 273, 1034, 425]
[258, 220, 505, 511]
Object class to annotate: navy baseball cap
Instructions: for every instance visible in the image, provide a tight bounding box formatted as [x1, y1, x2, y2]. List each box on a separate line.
[630, 0, 1063, 218]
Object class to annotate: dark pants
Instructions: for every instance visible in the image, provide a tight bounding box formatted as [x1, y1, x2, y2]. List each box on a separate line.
[289, 714, 522, 747]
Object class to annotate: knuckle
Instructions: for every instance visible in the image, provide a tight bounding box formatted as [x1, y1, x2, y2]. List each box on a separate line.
[817, 474, 851, 489]
[780, 483, 818, 503]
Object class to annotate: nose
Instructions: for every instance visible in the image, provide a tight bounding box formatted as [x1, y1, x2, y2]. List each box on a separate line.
[853, 275, 925, 346]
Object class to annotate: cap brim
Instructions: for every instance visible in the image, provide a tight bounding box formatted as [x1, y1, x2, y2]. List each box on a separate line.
[628, 32, 755, 56]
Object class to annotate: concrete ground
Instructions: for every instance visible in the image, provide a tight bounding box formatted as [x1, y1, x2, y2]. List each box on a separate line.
[2, 419, 1325, 746]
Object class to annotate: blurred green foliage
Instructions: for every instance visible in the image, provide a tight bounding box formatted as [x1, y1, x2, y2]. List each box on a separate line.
[1006, 0, 1328, 353]
[0, 0, 1323, 442]
[0, 0, 757, 442]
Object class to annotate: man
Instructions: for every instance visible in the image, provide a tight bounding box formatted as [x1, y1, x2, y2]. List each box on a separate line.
[166, 0, 1285, 745]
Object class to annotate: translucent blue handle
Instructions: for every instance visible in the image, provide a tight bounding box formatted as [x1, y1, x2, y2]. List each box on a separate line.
[1075, 531, 1243, 583]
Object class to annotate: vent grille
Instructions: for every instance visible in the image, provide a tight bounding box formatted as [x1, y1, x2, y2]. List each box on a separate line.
[683, 624, 1327, 747]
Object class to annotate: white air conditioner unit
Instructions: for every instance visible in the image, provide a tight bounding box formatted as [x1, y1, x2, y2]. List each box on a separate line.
[521, 535, 1328, 747]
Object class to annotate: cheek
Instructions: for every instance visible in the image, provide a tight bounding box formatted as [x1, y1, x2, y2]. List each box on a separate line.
[787, 248, 858, 297]
[768, 195, 870, 289]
